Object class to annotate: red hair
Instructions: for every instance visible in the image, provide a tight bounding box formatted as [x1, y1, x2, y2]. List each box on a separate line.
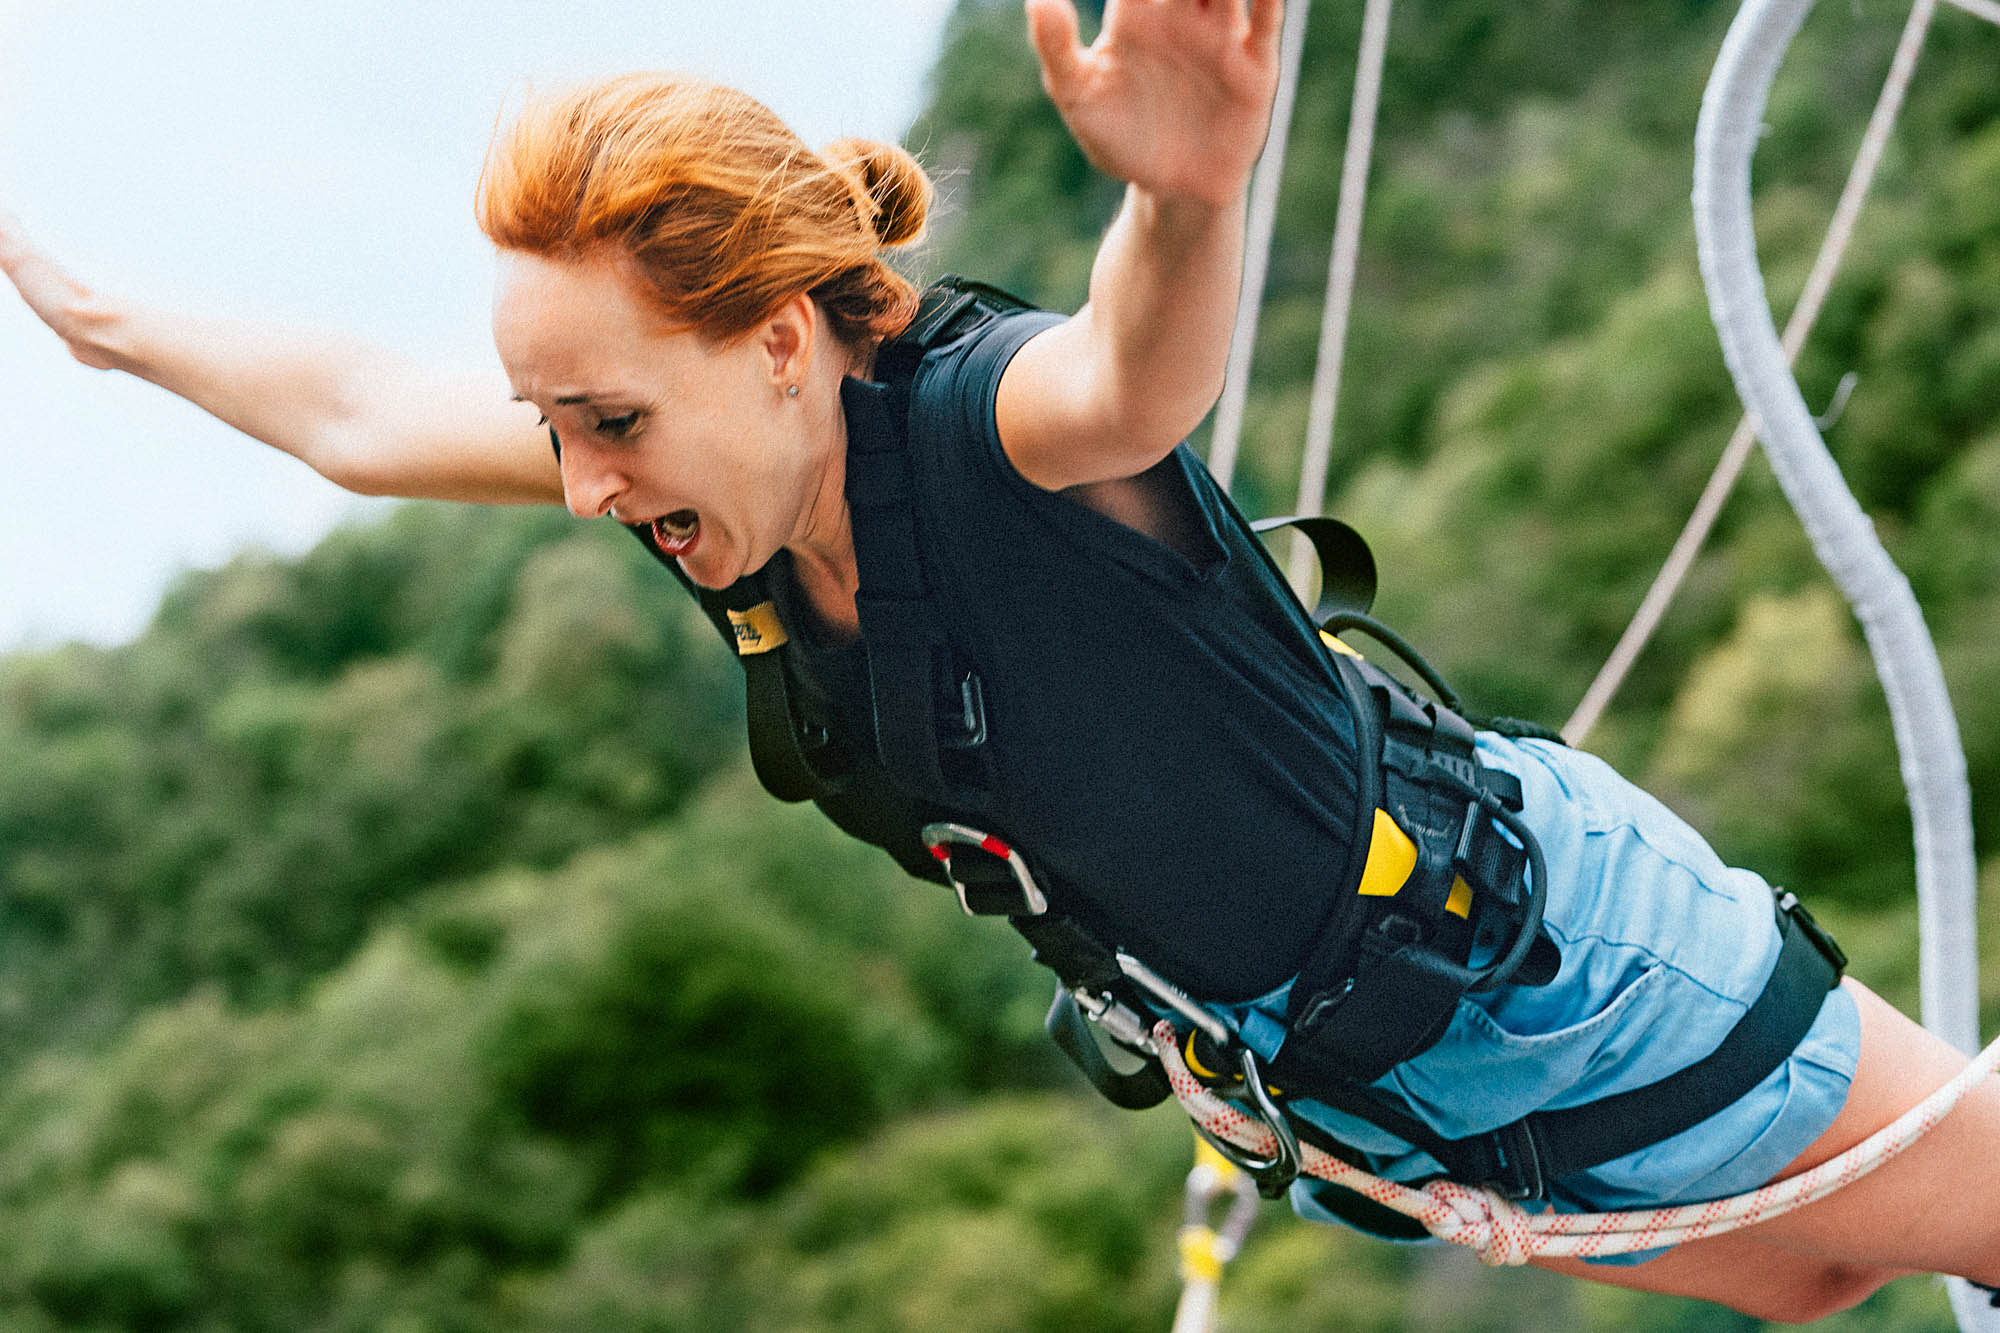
[477, 73, 929, 347]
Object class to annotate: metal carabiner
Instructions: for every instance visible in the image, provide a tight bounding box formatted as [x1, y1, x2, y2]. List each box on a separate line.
[1113, 950, 1304, 1198]
[920, 822, 1049, 916]
[1225, 1045, 1304, 1199]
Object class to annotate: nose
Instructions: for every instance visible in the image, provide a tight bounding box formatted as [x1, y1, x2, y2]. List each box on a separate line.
[558, 443, 627, 520]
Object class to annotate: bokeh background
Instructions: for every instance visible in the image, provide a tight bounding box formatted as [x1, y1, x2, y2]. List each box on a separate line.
[1, 0, 1998, 1328]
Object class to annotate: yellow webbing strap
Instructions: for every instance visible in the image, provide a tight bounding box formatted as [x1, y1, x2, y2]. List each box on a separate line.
[1178, 1226, 1225, 1284]
[1184, 1029, 1225, 1081]
[726, 602, 788, 655]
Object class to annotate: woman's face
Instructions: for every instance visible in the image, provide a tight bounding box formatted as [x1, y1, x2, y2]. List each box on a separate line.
[491, 248, 825, 590]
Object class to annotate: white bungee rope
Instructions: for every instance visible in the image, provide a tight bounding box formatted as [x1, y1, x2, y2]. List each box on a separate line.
[1697, 1, 1992, 1322]
[1170, 1140, 1262, 1333]
[1696, 0, 1980, 1071]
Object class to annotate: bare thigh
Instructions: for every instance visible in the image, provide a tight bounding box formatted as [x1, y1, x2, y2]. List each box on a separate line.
[1532, 979, 2000, 1320]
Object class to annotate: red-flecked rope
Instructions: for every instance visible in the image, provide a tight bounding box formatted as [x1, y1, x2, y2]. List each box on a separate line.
[1151, 1019, 2000, 1265]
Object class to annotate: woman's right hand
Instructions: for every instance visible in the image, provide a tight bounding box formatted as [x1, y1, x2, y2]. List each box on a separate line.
[1024, 0, 1283, 208]
[0, 208, 121, 370]
[0, 206, 560, 505]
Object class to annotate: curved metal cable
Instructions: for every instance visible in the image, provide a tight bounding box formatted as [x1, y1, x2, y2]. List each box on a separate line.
[1285, 0, 1395, 593]
[1564, 0, 1939, 744]
[1208, 0, 1312, 493]
[1693, 4, 1989, 1326]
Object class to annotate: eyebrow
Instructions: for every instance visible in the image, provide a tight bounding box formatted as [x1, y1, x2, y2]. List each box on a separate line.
[510, 392, 600, 407]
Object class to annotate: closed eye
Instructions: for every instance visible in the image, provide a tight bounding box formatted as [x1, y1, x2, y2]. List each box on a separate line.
[596, 412, 641, 439]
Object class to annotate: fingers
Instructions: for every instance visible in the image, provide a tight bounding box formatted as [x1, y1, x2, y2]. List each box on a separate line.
[1247, 0, 1284, 57]
[0, 211, 67, 303]
[0, 212, 109, 367]
[0, 206, 32, 274]
[1198, 0, 1284, 58]
[1024, 0, 1086, 97]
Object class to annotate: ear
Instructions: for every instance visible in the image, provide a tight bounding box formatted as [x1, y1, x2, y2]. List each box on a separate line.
[757, 291, 818, 389]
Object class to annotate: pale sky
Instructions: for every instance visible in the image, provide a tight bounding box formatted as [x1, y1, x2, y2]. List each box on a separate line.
[0, 0, 962, 649]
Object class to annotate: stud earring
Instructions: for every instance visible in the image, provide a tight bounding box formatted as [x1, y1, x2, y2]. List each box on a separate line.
[785, 384, 800, 398]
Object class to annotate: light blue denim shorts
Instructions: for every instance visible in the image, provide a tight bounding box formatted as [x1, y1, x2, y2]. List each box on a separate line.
[1212, 735, 1861, 1266]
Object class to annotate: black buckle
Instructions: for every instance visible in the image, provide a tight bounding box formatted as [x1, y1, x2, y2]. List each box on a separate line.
[922, 822, 1048, 917]
[940, 670, 988, 749]
[1776, 891, 1848, 977]
[1451, 795, 1527, 907]
[1482, 1119, 1548, 1202]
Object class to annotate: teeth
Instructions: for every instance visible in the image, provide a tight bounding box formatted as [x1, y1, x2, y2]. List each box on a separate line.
[652, 511, 699, 555]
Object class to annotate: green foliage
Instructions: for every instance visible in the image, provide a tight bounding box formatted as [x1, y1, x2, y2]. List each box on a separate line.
[477, 848, 906, 1201]
[0, 506, 741, 1055]
[0, 802, 1058, 1331]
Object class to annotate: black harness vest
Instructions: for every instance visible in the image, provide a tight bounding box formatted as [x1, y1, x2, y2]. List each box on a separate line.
[595, 279, 1845, 1213]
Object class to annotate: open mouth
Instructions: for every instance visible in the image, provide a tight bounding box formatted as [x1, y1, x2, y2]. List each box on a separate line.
[651, 509, 701, 557]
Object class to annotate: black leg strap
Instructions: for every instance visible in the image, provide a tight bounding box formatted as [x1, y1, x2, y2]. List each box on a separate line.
[1518, 896, 1844, 1182]
[1244, 893, 1843, 1201]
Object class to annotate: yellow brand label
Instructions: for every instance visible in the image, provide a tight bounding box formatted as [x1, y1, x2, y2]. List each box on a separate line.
[1356, 807, 1418, 898]
[1445, 875, 1473, 919]
[726, 603, 789, 655]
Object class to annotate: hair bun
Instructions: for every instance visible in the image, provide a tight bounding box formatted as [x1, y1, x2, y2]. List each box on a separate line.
[823, 137, 931, 248]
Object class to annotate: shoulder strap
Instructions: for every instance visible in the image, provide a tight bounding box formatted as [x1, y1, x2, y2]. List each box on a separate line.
[714, 572, 850, 803]
[632, 547, 847, 803]
[621, 277, 1038, 809]
[841, 276, 1035, 807]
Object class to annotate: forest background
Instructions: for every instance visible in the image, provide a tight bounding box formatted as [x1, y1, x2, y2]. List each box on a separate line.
[1, 0, 1998, 1327]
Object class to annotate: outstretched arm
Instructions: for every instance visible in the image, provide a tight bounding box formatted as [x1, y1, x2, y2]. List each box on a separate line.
[997, 0, 1283, 491]
[0, 211, 561, 505]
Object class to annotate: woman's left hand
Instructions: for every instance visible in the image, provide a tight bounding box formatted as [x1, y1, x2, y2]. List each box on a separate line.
[1025, 0, 1284, 207]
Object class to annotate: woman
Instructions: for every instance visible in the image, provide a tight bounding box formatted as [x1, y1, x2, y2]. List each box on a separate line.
[4, 0, 1997, 1319]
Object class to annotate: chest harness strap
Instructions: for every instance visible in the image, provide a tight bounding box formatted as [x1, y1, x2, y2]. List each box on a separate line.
[632, 277, 1845, 1211]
